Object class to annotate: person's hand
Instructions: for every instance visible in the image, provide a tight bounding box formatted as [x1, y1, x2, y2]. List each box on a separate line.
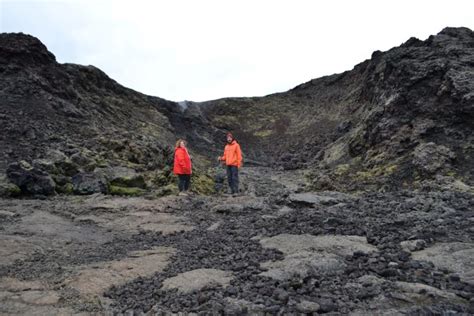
[216, 156, 221, 162]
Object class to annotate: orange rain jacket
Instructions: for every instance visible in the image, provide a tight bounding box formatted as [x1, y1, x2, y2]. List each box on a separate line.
[219, 140, 242, 167]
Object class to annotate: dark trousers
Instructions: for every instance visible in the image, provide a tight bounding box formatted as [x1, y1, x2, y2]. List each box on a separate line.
[178, 174, 191, 192]
[226, 166, 239, 194]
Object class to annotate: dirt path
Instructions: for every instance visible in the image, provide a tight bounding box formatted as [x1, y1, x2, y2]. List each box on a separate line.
[0, 167, 473, 314]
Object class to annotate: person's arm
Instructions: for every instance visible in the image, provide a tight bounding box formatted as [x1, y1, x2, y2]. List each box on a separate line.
[236, 144, 243, 168]
[184, 150, 192, 173]
[218, 147, 226, 161]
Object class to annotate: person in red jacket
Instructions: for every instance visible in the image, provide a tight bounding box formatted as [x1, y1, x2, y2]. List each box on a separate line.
[218, 132, 243, 195]
[173, 139, 192, 196]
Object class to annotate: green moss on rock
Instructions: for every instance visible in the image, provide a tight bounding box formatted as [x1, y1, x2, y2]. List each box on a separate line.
[254, 130, 273, 137]
[54, 159, 79, 177]
[8, 184, 21, 196]
[191, 173, 215, 195]
[0, 177, 21, 197]
[154, 184, 178, 197]
[56, 183, 74, 194]
[355, 164, 398, 181]
[110, 175, 146, 189]
[334, 164, 350, 176]
[153, 170, 171, 186]
[109, 185, 145, 196]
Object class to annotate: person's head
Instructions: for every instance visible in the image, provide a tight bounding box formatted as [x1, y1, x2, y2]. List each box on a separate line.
[226, 132, 234, 143]
[175, 139, 186, 148]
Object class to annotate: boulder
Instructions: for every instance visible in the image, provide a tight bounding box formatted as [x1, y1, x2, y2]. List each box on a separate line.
[70, 151, 93, 166]
[32, 158, 78, 193]
[32, 159, 58, 174]
[32, 156, 79, 178]
[6, 161, 56, 196]
[95, 166, 146, 188]
[54, 159, 80, 177]
[72, 172, 108, 195]
[400, 239, 427, 252]
[0, 176, 21, 197]
[413, 142, 456, 174]
[45, 149, 68, 163]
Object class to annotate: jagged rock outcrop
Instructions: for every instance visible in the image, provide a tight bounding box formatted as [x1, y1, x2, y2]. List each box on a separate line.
[0, 33, 219, 196]
[0, 27, 473, 196]
[197, 27, 473, 191]
[71, 172, 108, 195]
[6, 161, 56, 196]
[0, 28, 472, 316]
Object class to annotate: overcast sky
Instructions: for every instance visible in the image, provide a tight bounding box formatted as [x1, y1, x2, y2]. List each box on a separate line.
[1, 0, 473, 102]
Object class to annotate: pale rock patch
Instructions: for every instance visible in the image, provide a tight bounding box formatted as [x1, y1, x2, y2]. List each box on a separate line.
[66, 247, 174, 296]
[412, 242, 474, 285]
[162, 269, 234, 294]
[259, 234, 377, 280]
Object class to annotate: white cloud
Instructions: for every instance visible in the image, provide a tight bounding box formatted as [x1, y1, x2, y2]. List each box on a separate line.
[1, 0, 473, 101]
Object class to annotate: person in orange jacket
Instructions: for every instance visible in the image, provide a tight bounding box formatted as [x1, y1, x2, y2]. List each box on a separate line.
[173, 139, 192, 196]
[217, 132, 242, 195]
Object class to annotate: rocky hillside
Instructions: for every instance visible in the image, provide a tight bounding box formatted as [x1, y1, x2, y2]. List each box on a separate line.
[0, 28, 473, 315]
[0, 33, 221, 197]
[197, 27, 474, 191]
[0, 27, 473, 197]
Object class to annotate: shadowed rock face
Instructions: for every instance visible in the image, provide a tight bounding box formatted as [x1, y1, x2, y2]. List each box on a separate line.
[0, 33, 223, 196]
[0, 34, 172, 170]
[0, 27, 473, 315]
[0, 27, 473, 196]
[198, 27, 474, 190]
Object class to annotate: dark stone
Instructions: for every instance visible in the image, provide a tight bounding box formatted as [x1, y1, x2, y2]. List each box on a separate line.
[317, 298, 336, 313]
[72, 172, 108, 195]
[6, 161, 56, 196]
[324, 217, 344, 225]
[54, 159, 79, 177]
[380, 268, 398, 277]
[272, 288, 289, 303]
[449, 274, 461, 282]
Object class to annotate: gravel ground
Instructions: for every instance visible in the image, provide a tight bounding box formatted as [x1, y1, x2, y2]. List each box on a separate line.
[0, 168, 473, 315]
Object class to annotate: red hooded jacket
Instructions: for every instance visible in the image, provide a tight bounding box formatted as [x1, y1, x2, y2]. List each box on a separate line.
[173, 147, 192, 175]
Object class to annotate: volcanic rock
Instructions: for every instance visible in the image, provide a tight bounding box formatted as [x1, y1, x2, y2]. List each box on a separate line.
[161, 269, 234, 294]
[6, 161, 55, 195]
[259, 234, 377, 280]
[412, 242, 474, 285]
[71, 172, 108, 195]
